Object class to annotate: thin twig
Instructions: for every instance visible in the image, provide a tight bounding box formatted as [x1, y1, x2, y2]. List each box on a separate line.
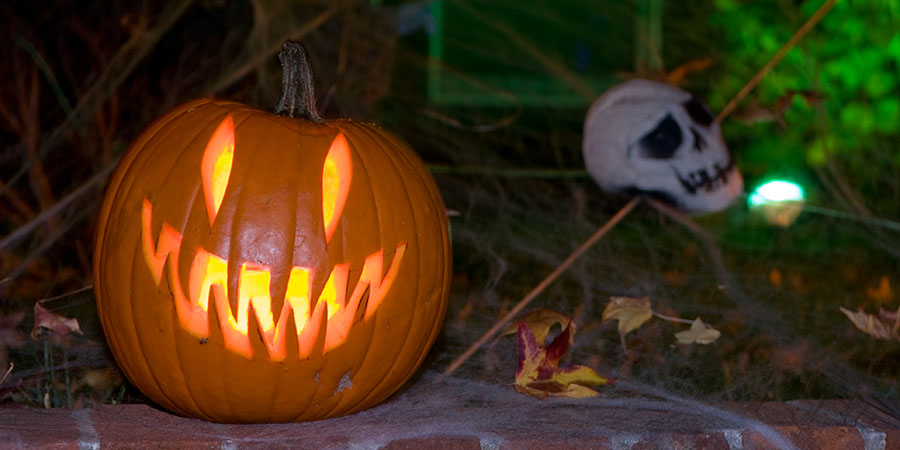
[13, 34, 83, 135]
[645, 198, 770, 323]
[428, 165, 588, 179]
[421, 105, 522, 133]
[209, 7, 336, 95]
[652, 311, 693, 325]
[0, 177, 36, 223]
[0, 363, 12, 387]
[7, 204, 94, 280]
[36, 285, 94, 305]
[717, 0, 837, 123]
[443, 196, 641, 377]
[455, 2, 596, 102]
[0, 159, 116, 253]
[0, 0, 193, 200]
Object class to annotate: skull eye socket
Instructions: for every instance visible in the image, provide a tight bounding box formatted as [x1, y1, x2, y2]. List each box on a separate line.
[638, 114, 683, 159]
[690, 127, 707, 152]
[682, 97, 715, 126]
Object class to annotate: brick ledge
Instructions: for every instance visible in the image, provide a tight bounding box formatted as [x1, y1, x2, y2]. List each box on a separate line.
[2, 373, 898, 449]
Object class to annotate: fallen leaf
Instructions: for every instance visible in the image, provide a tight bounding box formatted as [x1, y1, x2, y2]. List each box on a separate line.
[501, 308, 573, 346]
[662, 58, 713, 86]
[31, 302, 83, 339]
[840, 307, 895, 340]
[663, 270, 685, 286]
[879, 306, 899, 324]
[674, 318, 721, 345]
[768, 269, 783, 287]
[515, 320, 611, 399]
[772, 340, 809, 372]
[602, 296, 653, 334]
[866, 276, 893, 304]
[453, 299, 474, 330]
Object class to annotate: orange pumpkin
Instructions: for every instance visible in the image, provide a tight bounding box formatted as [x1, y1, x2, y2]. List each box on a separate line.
[92, 42, 451, 423]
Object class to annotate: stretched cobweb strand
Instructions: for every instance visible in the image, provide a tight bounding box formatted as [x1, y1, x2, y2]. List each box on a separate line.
[442, 196, 641, 377]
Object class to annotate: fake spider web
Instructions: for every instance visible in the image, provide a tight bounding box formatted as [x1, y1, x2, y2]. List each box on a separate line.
[383, 0, 900, 428]
[1, 1, 899, 444]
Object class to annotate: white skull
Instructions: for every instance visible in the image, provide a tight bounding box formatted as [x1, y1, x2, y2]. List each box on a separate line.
[582, 79, 743, 213]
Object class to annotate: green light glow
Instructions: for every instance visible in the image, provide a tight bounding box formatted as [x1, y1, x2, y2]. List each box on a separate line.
[748, 180, 805, 207]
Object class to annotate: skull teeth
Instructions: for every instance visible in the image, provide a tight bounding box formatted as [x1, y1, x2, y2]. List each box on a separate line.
[674, 157, 736, 195]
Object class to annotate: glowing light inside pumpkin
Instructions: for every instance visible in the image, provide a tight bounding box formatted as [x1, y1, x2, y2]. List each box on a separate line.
[322, 133, 352, 243]
[200, 115, 235, 226]
[140, 121, 407, 361]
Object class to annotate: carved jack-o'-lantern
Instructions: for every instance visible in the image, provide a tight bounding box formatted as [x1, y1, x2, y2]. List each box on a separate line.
[93, 43, 451, 423]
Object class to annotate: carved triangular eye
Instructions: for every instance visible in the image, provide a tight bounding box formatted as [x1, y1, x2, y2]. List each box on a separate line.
[200, 115, 235, 227]
[322, 133, 352, 243]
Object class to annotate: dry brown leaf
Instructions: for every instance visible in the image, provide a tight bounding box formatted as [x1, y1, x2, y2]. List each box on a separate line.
[674, 318, 721, 345]
[662, 58, 713, 86]
[31, 302, 83, 339]
[515, 320, 611, 399]
[501, 308, 572, 346]
[769, 269, 783, 287]
[772, 340, 810, 372]
[879, 306, 899, 324]
[867, 276, 893, 304]
[602, 296, 653, 334]
[840, 307, 895, 340]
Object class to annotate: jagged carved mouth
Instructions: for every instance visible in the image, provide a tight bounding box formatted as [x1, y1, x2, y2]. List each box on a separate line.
[673, 155, 737, 195]
[140, 114, 407, 362]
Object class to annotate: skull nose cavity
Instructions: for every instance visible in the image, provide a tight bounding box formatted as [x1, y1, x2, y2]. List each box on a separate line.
[638, 114, 683, 159]
[690, 127, 707, 152]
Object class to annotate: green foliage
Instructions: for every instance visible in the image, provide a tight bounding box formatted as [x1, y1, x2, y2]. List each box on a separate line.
[711, 0, 900, 212]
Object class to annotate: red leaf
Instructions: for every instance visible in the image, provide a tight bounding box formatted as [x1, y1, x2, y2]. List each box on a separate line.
[515, 320, 611, 399]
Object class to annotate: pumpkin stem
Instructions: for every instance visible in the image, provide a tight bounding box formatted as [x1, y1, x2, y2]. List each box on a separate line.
[275, 41, 323, 122]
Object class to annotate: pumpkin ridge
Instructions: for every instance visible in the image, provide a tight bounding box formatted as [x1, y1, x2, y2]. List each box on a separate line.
[341, 126, 399, 408]
[308, 125, 386, 417]
[368, 125, 436, 386]
[376, 127, 451, 399]
[163, 116, 223, 420]
[265, 182, 300, 421]
[124, 235, 198, 419]
[112, 106, 225, 421]
[387, 127, 439, 401]
[336, 123, 425, 411]
[172, 110, 245, 421]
